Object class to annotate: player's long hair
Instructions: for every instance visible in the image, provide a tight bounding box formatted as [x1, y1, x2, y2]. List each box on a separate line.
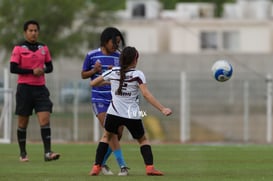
[100, 27, 125, 51]
[116, 46, 139, 95]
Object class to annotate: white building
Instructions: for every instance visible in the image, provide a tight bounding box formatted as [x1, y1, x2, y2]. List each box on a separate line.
[115, 0, 273, 54]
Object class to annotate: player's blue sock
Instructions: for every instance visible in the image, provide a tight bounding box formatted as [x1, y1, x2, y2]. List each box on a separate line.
[113, 149, 126, 168]
[102, 146, 112, 166]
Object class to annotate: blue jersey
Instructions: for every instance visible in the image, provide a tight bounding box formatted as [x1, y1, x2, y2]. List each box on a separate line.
[82, 48, 120, 104]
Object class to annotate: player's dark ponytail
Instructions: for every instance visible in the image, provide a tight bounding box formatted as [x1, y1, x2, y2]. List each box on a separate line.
[116, 47, 138, 95]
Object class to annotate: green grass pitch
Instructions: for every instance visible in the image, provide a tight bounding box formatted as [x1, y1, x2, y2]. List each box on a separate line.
[0, 143, 273, 181]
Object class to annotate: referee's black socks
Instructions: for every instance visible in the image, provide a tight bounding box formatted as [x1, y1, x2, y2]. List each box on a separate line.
[41, 124, 51, 153]
[17, 127, 27, 156]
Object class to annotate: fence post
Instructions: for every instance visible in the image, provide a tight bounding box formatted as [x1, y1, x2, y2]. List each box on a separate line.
[73, 82, 79, 141]
[266, 74, 272, 143]
[93, 115, 100, 142]
[180, 72, 189, 142]
[0, 68, 12, 143]
[243, 81, 249, 142]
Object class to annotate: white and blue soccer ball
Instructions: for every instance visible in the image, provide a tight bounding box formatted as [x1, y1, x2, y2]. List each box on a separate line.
[211, 60, 233, 82]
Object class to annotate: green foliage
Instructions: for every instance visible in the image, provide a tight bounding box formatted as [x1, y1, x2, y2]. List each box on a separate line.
[0, 0, 237, 60]
[0, 0, 115, 59]
[91, 0, 126, 11]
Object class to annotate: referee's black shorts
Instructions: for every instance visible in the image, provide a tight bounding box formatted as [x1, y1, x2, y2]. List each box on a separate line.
[15, 84, 53, 116]
[105, 114, 145, 139]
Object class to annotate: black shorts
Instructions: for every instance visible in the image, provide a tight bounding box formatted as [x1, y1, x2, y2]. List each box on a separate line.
[15, 84, 53, 116]
[104, 114, 145, 139]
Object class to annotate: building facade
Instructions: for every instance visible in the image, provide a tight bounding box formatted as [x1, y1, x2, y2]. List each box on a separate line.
[115, 0, 273, 54]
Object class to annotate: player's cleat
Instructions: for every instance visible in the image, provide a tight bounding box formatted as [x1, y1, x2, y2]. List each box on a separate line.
[101, 165, 114, 175]
[118, 166, 129, 176]
[89, 164, 101, 176]
[44, 152, 60, 161]
[146, 165, 164, 176]
[19, 155, 29, 162]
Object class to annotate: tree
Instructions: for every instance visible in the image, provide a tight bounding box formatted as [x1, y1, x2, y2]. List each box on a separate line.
[0, 0, 117, 61]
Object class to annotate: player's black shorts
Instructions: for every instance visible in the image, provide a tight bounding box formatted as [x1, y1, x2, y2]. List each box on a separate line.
[15, 84, 53, 116]
[104, 114, 145, 139]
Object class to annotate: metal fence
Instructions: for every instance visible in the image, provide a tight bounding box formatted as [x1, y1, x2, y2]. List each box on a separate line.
[1, 53, 273, 143]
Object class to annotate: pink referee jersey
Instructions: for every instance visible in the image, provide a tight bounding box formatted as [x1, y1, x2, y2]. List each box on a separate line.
[10, 44, 52, 86]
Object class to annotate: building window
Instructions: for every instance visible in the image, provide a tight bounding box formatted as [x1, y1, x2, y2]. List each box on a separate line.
[200, 31, 218, 50]
[222, 31, 239, 51]
[132, 3, 145, 18]
[200, 31, 240, 52]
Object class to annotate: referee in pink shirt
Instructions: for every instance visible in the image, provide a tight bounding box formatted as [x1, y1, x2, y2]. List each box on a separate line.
[10, 20, 60, 162]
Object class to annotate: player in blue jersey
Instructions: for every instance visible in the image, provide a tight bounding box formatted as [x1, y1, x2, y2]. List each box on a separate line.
[89, 46, 172, 176]
[81, 27, 126, 175]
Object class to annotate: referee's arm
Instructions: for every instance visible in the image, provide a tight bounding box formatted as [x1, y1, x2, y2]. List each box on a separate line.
[10, 62, 33, 74]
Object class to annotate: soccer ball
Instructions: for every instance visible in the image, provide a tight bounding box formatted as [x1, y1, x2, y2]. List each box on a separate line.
[211, 60, 233, 82]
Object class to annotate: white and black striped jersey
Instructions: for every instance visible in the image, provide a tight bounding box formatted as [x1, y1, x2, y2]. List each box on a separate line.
[102, 67, 146, 119]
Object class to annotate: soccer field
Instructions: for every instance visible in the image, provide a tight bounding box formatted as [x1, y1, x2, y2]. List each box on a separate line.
[0, 143, 272, 181]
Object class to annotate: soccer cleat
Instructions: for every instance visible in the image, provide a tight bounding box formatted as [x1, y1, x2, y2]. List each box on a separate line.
[146, 165, 164, 176]
[118, 166, 129, 176]
[89, 164, 101, 176]
[19, 155, 29, 162]
[101, 165, 114, 175]
[44, 152, 60, 161]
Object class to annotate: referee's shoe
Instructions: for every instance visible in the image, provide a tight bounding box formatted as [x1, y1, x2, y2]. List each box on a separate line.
[44, 152, 60, 161]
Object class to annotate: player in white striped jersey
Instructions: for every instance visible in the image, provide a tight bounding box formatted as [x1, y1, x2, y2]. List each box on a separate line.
[89, 46, 172, 176]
